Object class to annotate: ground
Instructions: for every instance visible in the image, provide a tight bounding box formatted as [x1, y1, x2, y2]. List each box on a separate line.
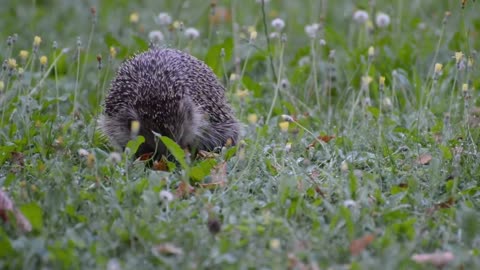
[0, 0, 480, 269]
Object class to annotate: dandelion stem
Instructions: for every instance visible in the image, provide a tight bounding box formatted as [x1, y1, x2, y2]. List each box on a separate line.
[260, 0, 277, 82]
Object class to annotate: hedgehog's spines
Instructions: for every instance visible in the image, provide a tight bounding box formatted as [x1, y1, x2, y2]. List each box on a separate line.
[101, 48, 240, 158]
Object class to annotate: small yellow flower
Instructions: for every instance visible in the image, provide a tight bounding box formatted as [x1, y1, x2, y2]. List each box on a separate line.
[87, 153, 95, 168]
[247, 26, 256, 34]
[379, 76, 386, 86]
[249, 31, 258, 41]
[454, 51, 463, 64]
[340, 160, 349, 172]
[39, 56, 48, 65]
[172, 20, 182, 29]
[33, 36, 42, 47]
[131, 120, 140, 135]
[19, 50, 29, 60]
[7, 58, 17, 69]
[18, 68, 24, 75]
[247, 114, 258, 124]
[368, 46, 375, 57]
[462, 83, 468, 92]
[229, 73, 238, 81]
[468, 57, 474, 67]
[235, 89, 250, 99]
[269, 238, 281, 250]
[366, 19, 374, 31]
[129, 12, 139, 23]
[109, 47, 117, 58]
[279, 121, 289, 132]
[361, 76, 372, 86]
[0, 81, 4, 91]
[434, 63, 443, 73]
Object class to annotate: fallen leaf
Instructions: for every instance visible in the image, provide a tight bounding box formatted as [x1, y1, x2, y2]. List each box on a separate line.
[137, 152, 154, 161]
[176, 182, 195, 198]
[0, 190, 32, 232]
[426, 197, 456, 215]
[152, 243, 183, 256]
[411, 251, 454, 267]
[152, 158, 169, 171]
[349, 234, 375, 256]
[307, 135, 336, 148]
[416, 153, 432, 165]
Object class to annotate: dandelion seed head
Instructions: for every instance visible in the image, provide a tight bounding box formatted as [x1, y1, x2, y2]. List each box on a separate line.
[185, 27, 200, 40]
[304, 23, 321, 39]
[148, 31, 164, 44]
[156, 12, 172, 25]
[271, 18, 285, 31]
[159, 190, 174, 202]
[353, 10, 369, 24]
[375, 12, 391, 28]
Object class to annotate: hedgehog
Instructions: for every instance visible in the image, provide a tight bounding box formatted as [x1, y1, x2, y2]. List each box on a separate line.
[100, 48, 240, 159]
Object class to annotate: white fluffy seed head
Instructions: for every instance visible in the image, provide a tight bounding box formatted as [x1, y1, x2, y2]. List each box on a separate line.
[353, 10, 369, 24]
[375, 12, 391, 28]
[155, 12, 172, 25]
[304, 23, 321, 39]
[271, 18, 285, 31]
[184, 27, 200, 40]
[148, 31, 164, 44]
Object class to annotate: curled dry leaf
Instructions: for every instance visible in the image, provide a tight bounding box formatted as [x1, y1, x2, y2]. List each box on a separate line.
[307, 135, 336, 149]
[416, 153, 432, 165]
[0, 190, 32, 233]
[136, 152, 153, 161]
[176, 182, 195, 198]
[152, 158, 169, 171]
[152, 243, 183, 256]
[426, 197, 456, 215]
[349, 234, 375, 256]
[411, 251, 454, 267]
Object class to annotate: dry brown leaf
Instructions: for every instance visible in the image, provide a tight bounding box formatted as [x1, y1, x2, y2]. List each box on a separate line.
[349, 234, 375, 256]
[411, 251, 454, 267]
[152, 158, 169, 171]
[426, 197, 456, 215]
[152, 243, 183, 256]
[0, 190, 32, 233]
[137, 152, 154, 161]
[416, 153, 432, 165]
[176, 182, 195, 198]
[307, 135, 336, 149]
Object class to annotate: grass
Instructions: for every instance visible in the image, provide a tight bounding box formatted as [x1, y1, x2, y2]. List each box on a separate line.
[1, 0, 480, 269]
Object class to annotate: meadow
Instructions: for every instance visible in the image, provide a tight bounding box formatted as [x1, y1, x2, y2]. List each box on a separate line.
[1, 0, 480, 269]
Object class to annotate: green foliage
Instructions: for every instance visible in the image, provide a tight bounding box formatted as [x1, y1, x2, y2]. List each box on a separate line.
[1, 0, 480, 269]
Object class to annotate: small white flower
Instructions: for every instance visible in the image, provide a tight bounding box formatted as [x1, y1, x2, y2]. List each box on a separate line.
[353, 10, 369, 24]
[106, 258, 121, 270]
[281, 114, 294, 122]
[271, 18, 285, 31]
[269, 32, 280, 39]
[108, 152, 122, 164]
[319, 39, 326, 46]
[148, 31, 164, 44]
[159, 190, 174, 202]
[383, 97, 392, 109]
[343, 199, 357, 208]
[184, 27, 200, 40]
[298, 56, 310, 66]
[304, 23, 321, 39]
[155, 12, 172, 25]
[375, 12, 391, 28]
[78, 148, 89, 157]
